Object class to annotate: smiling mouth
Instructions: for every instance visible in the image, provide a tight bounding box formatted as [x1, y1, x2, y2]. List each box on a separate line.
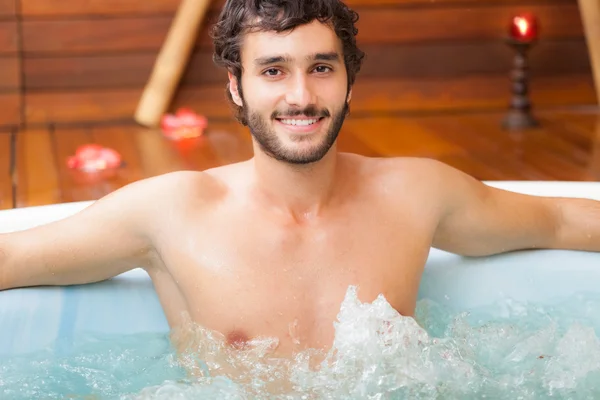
[276, 117, 325, 127]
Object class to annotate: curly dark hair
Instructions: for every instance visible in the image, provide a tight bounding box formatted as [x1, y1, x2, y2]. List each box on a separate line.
[210, 0, 365, 125]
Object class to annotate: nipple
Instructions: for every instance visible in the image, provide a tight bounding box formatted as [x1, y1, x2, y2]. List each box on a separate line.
[226, 330, 250, 350]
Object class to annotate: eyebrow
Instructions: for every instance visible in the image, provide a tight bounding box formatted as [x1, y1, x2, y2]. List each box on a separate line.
[253, 52, 340, 67]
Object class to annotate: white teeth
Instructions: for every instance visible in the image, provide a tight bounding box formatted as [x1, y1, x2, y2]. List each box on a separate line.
[280, 118, 319, 126]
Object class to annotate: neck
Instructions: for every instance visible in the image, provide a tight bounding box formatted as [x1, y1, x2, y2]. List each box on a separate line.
[249, 144, 340, 223]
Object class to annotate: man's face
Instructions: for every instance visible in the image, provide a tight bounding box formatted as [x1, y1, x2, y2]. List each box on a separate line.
[229, 20, 351, 165]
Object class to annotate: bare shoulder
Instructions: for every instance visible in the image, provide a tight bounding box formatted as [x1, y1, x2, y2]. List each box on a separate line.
[134, 170, 226, 203]
[123, 169, 230, 220]
[343, 154, 482, 218]
[346, 154, 469, 195]
[378, 156, 463, 179]
[66, 169, 230, 236]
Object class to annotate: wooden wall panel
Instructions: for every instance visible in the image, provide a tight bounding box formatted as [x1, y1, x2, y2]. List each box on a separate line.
[0, 93, 20, 126]
[348, 74, 597, 113]
[18, 0, 572, 16]
[24, 54, 157, 89]
[356, 41, 592, 78]
[24, 89, 143, 125]
[21, 0, 179, 16]
[0, 57, 19, 89]
[21, 3, 583, 54]
[0, 19, 20, 128]
[22, 18, 172, 53]
[14, 0, 595, 127]
[195, 3, 584, 48]
[23, 40, 591, 90]
[0, 22, 18, 54]
[0, 0, 15, 16]
[24, 86, 229, 124]
[355, 3, 583, 44]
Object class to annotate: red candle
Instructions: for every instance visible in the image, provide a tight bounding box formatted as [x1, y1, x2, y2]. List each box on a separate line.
[509, 14, 538, 42]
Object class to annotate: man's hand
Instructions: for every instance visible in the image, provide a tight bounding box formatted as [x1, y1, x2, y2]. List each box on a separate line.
[429, 161, 600, 257]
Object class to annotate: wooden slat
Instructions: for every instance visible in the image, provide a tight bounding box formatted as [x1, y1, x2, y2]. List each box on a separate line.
[131, 127, 186, 176]
[23, 40, 591, 90]
[345, 117, 464, 157]
[19, 0, 574, 17]
[356, 3, 583, 44]
[0, 21, 18, 55]
[424, 115, 542, 180]
[413, 114, 520, 154]
[24, 74, 598, 125]
[462, 114, 597, 180]
[349, 74, 597, 113]
[545, 111, 600, 148]
[14, 129, 61, 207]
[0, 132, 12, 209]
[0, 92, 20, 127]
[52, 128, 97, 203]
[0, 0, 15, 17]
[420, 111, 600, 181]
[24, 89, 142, 125]
[22, 3, 583, 54]
[356, 40, 592, 78]
[426, 115, 548, 180]
[0, 57, 19, 90]
[24, 53, 159, 90]
[22, 18, 173, 53]
[24, 86, 226, 124]
[21, 0, 180, 16]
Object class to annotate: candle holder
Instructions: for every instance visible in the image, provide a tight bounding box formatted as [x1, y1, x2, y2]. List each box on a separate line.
[502, 37, 539, 130]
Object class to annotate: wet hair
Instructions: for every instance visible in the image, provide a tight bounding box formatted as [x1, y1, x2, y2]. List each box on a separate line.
[210, 0, 365, 125]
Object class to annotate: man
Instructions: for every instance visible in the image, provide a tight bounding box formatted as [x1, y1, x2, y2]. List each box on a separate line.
[1, 0, 600, 359]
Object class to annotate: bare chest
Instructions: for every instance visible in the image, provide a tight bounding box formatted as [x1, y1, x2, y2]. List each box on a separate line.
[155, 213, 433, 355]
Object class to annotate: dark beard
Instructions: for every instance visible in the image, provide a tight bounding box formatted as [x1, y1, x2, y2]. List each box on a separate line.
[244, 101, 349, 165]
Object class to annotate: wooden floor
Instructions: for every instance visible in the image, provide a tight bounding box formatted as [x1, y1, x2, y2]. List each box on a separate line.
[1, 107, 600, 210]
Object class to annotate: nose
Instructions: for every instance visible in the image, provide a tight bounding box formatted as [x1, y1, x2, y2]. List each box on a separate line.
[285, 73, 315, 108]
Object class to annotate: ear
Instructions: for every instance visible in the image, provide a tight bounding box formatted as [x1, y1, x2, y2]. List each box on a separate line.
[347, 88, 352, 103]
[228, 71, 244, 107]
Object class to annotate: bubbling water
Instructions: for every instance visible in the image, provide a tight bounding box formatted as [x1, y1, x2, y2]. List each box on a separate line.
[127, 286, 600, 399]
[4, 285, 600, 399]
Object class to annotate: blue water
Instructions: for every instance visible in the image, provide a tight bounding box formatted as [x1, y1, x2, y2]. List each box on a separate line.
[4, 286, 600, 399]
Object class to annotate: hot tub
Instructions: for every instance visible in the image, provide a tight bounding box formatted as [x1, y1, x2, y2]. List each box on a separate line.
[2, 181, 600, 398]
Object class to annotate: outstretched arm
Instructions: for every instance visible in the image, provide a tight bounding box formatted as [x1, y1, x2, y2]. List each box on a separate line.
[430, 161, 600, 257]
[0, 176, 165, 290]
